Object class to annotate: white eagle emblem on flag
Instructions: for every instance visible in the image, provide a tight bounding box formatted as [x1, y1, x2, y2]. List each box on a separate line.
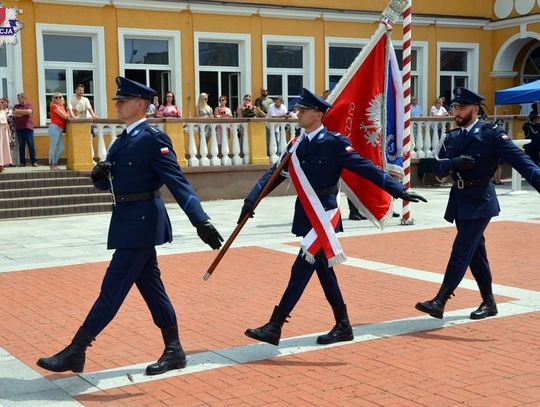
[359, 93, 383, 147]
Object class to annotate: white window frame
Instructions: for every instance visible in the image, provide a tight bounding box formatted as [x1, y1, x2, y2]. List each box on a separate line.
[119, 28, 181, 109]
[194, 32, 251, 110]
[1, 41, 23, 103]
[437, 42, 479, 98]
[395, 40, 428, 115]
[36, 23, 106, 126]
[325, 36, 367, 91]
[325, 37, 428, 114]
[521, 42, 540, 83]
[263, 35, 315, 105]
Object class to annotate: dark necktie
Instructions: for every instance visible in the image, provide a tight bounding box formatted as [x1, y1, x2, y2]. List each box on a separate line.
[460, 128, 468, 137]
[118, 129, 127, 138]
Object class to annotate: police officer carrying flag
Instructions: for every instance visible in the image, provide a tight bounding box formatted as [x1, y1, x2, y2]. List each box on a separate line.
[37, 77, 223, 375]
[239, 88, 426, 347]
[416, 87, 540, 320]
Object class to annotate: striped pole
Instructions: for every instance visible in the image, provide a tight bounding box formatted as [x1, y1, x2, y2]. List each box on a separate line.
[400, 0, 414, 225]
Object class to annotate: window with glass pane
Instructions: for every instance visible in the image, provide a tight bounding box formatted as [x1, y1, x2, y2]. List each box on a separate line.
[45, 69, 67, 93]
[44, 35, 93, 62]
[439, 76, 452, 103]
[267, 75, 283, 95]
[524, 47, 540, 76]
[329, 75, 342, 90]
[440, 50, 467, 71]
[199, 42, 239, 67]
[267, 45, 303, 68]
[124, 38, 168, 65]
[394, 49, 417, 71]
[454, 76, 468, 89]
[329, 46, 361, 69]
[287, 75, 303, 97]
[1, 79, 7, 97]
[0, 47, 6, 67]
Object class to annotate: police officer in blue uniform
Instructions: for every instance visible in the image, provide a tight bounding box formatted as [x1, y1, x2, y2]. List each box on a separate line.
[416, 87, 540, 320]
[239, 88, 426, 346]
[37, 77, 223, 375]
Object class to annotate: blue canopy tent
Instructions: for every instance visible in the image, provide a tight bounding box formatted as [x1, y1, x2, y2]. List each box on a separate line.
[495, 79, 540, 105]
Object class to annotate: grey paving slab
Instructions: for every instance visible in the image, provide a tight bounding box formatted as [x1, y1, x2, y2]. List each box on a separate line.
[1, 183, 539, 274]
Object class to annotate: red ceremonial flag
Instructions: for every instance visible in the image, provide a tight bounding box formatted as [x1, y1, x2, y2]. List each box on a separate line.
[323, 25, 395, 229]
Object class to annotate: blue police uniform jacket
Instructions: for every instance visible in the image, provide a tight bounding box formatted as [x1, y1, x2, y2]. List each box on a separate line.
[246, 128, 406, 237]
[93, 121, 209, 249]
[435, 120, 540, 223]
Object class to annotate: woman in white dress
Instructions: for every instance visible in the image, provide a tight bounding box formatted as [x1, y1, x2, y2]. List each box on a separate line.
[0, 98, 13, 172]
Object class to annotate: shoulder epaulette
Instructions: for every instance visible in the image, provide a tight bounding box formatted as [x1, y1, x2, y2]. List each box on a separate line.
[481, 121, 498, 130]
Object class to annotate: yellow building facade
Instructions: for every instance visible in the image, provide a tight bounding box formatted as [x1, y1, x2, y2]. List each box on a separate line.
[3, 0, 540, 128]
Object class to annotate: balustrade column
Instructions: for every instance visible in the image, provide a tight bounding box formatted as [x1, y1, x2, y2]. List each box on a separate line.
[65, 121, 94, 170]
[163, 121, 187, 166]
[247, 120, 269, 164]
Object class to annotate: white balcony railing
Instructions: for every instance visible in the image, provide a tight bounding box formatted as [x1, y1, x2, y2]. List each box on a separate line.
[83, 116, 523, 168]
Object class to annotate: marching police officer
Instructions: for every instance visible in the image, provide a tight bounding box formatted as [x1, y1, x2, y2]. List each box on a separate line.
[416, 87, 540, 320]
[239, 88, 426, 346]
[37, 77, 223, 375]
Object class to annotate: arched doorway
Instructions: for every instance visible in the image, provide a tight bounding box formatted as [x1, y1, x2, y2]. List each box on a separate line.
[493, 32, 540, 114]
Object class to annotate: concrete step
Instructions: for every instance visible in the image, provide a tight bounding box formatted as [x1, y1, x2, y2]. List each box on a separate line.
[0, 176, 93, 189]
[0, 169, 90, 180]
[0, 203, 112, 220]
[0, 185, 104, 199]
[0, 193, 112, 209]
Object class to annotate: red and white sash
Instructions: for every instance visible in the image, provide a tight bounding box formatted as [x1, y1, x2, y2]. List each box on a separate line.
[288, 135, 347, 267]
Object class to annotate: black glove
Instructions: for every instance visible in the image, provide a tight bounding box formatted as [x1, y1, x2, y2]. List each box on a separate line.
[398, 190, 427, 203]
[452, 155, 475, 171]
[92, 160, 112, 180]
[237, 199, 255, 224]
[196, 220, 223, 250]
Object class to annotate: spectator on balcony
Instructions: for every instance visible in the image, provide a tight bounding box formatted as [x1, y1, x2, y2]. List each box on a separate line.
[410, 96, 424, 117]
[13, 93, 38, 167]
[195, 93, 214, 119]
[68, 83, 97, 120]
[430, 97, 450, 117]
[254, 87, 273, 118]
[48, 92, 69, 171]
[236, 94, 256, 118]
[214, 95, 232, 119]
[146, 95, 159, 118]
[266, 96, 289, 154]
[157, 91, 181, 118]
[0, 97, 13, 172]
[214, 95, 233, 146]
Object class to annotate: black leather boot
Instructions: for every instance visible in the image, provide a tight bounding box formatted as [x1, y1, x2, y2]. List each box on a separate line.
[317, 304, 354, 345]
[470, 286, 497, 320]
[36, 326, 95, 373]
[348, 199, 366, 220]
[415, 285, 454, 319]
[245, 306, 289, 346]
[146, 325, 186, 375]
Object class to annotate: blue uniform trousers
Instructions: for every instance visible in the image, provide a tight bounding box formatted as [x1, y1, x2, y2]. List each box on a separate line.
[441, 218, 492, 292]
[278, 249, 345, 314]
[82, 247, 177, 336]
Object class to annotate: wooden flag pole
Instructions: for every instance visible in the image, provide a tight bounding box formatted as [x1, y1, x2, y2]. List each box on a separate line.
[203, 153, 292, 281]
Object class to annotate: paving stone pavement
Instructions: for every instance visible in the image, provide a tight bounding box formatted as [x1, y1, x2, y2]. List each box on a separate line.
[1, 182, 539, 406]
